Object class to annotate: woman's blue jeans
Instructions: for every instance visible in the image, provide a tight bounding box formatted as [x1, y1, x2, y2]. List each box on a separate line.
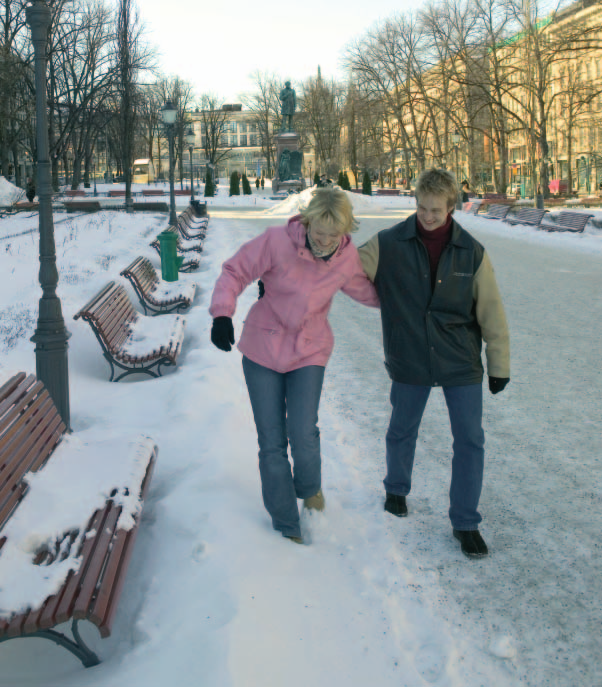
[242, 356, 325, 539]
[384, 382, 485, 530]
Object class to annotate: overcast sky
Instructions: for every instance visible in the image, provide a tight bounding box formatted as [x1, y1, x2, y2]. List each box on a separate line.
[136, 0, 423, 104]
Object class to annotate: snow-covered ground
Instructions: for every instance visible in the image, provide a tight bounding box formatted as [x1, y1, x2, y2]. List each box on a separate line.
[0, 194, 600, 686]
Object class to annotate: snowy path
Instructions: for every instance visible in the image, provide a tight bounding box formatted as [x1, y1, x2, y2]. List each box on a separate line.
[324, 216, 602, 686]
[0, 204, 599, 686]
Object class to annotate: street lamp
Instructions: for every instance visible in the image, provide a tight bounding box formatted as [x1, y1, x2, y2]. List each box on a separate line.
[309, 160, 312, 186]
[26, 0, 70, 429]
[162, 100, 178, 225]
[451, 130, 463, 210]
[93, 160, 97, 196]
[185, 126, 195, 202]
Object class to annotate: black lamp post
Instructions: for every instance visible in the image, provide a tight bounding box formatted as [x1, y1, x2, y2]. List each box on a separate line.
[185, 126, 195, 202]
[309, 160, 312, 186]
[162, 100, 178, 225]
[93, 160, 97, 196]
[27, 0, 70, 429]
[452, 130, 463, 210]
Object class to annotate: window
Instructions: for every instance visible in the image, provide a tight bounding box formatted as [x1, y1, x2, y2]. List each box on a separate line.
[229, 121, 237, 133]
[220, 134, 228, 146]
[249, 134, 257, 146]
[249, 123, 258, 132]
[240, 123, 247, 133]
[200, 123, 206, 134]
[201, 136, 207, 148]
[231, 135, 238, 146]
[240, 134, 247, 146]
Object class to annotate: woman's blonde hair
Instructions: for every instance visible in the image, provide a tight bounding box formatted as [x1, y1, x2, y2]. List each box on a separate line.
[415, 168, 459, 210]
[299, 187, 358, 234]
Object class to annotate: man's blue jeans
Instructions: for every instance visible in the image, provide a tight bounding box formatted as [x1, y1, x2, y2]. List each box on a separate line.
[242, 356, 324, 539]
[384, 382, 485, 530]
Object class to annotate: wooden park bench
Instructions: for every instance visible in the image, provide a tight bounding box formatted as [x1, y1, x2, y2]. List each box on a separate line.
[141, 189, 164, 197]
[132, 202, 169, 212]
[0, 372, 157, 668]
[177, 210, 208, 241]
[376, 189, 400, 196]
[482, 204, 512, 220]
[540, 211, 593, 233]
[151, 225, 203, 256]
[63, 201, 101, 213]
[174, 189, 191, 196]
[120, 256, 197, 316]
[73, 281, 186, 381]
[65, 190, 86, 198]
[108, 190, 126, 197]
[504, 207, 548, 227]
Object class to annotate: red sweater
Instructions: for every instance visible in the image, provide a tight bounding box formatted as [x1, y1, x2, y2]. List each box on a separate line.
[417, 215, 453, 290]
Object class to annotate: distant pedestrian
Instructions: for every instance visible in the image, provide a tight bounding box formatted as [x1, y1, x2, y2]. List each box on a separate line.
[25, 177, 36, 203]
[461, 180, 470, 203]
[209, 187, 379, 544]
[255, 177, 260, 189]
[260, 177, 265, 189]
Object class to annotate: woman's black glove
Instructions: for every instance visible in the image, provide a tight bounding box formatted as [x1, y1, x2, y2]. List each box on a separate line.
[489, 377, 510, 394]
[258, 279, 265, 299]
[211, 317, 235, 351]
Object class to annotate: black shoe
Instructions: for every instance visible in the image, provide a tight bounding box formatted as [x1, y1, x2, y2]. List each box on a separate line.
[384, 493, 408, 517]
[453, 529, 489, 557]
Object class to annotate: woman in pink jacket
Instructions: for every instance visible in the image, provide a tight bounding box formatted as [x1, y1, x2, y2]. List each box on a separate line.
[210, 187, 379, 544]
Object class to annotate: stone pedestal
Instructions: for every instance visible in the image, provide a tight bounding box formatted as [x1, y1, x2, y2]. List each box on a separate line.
[272, 132, 306, 194]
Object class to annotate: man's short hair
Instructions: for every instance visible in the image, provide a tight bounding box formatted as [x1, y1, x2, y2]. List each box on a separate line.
[415, 168, 459, 209]
[299, 186, 358, 234]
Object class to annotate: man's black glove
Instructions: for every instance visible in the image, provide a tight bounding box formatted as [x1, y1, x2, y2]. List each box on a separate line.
[489, 377, 509, 394]
[211, 317, 235, 352]
[258, 279, 265, 299]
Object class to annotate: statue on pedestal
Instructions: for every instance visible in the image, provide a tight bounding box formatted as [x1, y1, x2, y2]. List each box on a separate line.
[279, 81, 296, 132]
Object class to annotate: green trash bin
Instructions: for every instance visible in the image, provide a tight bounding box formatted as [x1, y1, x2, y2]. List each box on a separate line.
[157, 230, 183, 282]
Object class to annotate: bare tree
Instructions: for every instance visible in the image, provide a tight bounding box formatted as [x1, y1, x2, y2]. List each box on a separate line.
[197, 93, 232, 176]
[241, 71, 281, 177]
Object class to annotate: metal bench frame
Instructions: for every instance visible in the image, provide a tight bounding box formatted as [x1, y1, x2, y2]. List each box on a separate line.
[482, 204, 512, 220]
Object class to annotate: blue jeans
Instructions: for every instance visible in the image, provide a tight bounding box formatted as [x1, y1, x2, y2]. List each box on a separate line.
[384, 382, 485, 530]
[242, 356, 325, 538]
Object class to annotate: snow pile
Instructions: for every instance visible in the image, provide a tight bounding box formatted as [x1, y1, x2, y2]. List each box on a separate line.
[121, 313, 186, 357]
[152, 278, 197, 303]
[0, 177, 24, 206]
[0, 430, 155, 616]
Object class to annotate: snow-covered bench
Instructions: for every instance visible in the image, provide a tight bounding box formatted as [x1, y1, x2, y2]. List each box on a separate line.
[177, 208, 208, 241]
[150, 225, 203, 255]
[540, 211, 593, 233]
[0, 372, 157, 668]
[482, 204, 512, 220]
[504, 207, 548, 227]
[73, 281, 186, 381]
[120, 256, 196, 316]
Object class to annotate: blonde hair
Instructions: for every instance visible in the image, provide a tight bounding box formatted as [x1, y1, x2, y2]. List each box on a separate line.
[299, 187, 358, 234]
[415, 168, 458, 210]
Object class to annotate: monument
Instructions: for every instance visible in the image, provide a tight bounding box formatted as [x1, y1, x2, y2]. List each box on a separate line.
[272, 81, 305, 194]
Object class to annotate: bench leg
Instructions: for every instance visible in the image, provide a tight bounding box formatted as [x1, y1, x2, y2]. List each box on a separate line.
[0, 620, 100, 668]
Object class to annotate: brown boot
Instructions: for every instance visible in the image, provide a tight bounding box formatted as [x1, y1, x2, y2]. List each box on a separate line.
[304, 489, 325, 512]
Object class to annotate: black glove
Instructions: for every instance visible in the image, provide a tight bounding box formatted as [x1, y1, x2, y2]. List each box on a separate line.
[211, 317, 235, 352]
[489, 377, 509, 394]
[258, 279, 265, 299]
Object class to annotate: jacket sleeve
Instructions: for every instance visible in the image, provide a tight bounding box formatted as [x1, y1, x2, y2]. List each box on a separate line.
[357, 234, 380, 282]
[209, 229, 275, 318]
[473, 252, 510, 378]
[340, 252, 380, 308]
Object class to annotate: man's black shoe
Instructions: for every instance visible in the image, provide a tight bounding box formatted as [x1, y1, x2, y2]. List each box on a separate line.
[453, 529, 489, 557]
[384, 493, 408, 517]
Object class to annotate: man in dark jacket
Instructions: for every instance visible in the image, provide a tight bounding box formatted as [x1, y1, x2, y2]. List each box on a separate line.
[359, 168, 510, 558]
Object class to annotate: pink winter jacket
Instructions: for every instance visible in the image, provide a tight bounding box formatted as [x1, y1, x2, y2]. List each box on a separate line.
[210, 216, 380, 373]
